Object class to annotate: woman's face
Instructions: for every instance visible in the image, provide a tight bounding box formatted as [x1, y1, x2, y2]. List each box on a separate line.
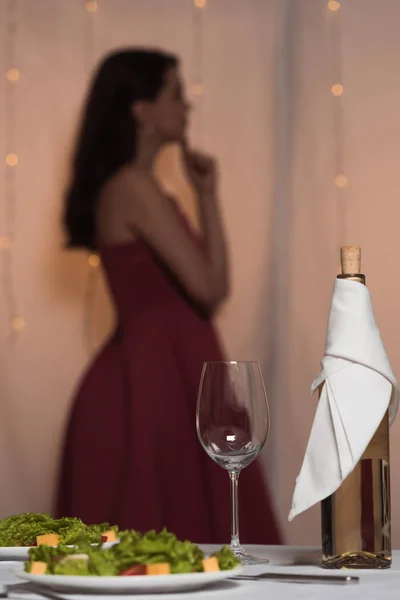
[146, 67, 190, 142]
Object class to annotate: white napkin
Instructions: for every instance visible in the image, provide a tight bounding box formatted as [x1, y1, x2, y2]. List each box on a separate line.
[289, 278, 399, 521]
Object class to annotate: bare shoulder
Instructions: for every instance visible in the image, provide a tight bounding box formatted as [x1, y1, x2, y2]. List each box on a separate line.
[97, 166, 165, 244]
[98, 166, 176, 244]
[110, 166, 162, 205]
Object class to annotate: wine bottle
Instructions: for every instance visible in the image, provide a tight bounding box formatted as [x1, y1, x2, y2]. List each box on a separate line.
[321, 246, 391, 569]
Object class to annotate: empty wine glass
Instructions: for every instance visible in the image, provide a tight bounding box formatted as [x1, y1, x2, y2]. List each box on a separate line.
[196, 360, 270, 565]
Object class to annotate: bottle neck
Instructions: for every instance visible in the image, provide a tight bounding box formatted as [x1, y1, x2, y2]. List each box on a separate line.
[337, 273, 366, 285]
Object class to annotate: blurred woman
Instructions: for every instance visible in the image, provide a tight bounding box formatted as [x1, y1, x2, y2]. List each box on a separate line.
[56, 48, 281, 544]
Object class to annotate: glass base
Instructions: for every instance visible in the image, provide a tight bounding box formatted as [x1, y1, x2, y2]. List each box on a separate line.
[230, 544, 270, 566]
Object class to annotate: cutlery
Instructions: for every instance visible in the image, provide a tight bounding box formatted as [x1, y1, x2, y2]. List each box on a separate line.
[230, 572, 359, 584]
[0, 582, 66, 600]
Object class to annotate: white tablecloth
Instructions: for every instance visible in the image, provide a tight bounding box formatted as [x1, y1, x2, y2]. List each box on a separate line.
[1, 545, 400, 599]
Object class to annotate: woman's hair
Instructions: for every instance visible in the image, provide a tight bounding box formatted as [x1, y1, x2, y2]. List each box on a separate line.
[63, 48, 178, 250]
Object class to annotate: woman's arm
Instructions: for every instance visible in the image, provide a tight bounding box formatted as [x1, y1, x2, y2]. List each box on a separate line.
[117, 167, 229, 315]
[196, 188, 230, 313]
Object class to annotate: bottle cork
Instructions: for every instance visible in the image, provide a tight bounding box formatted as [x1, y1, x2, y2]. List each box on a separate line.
[340, 246, 361, 275]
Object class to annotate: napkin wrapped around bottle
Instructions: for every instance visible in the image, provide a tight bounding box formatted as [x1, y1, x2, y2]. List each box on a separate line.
[289, 278, 399, 520]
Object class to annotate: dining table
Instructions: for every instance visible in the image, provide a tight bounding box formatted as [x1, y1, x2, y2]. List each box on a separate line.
[0, 544, 399, 599]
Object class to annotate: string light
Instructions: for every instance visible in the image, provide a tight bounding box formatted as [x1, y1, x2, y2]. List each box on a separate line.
[86, 1, 98, 12]
[192, 0, 205, 146]
[2, 0, 23, 340]
[88, 254, 100, 268]
[83, 0, 99, 354]
[11, 316, 25, 331]
[334, 174, 348, 188]
[5, 153, 18, 167]
[191, 83, 204, 96]
[6, 68, 20, 82]
[0, 236, 12, 249]
[328, 0, 340, 11]
[328, 0, 347, 248]
[331, 83, 343, 97]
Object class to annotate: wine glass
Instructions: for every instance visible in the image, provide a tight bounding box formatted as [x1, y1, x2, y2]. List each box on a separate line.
[196, 360, 270, 565]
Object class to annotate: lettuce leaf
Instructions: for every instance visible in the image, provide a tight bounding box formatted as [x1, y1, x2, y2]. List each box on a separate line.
[28, 543, 76, 564]
[25, 528, 240, 576]
[84, 546, 119, 575]
[0, 514, 55, 546]
[53, 559, 91, 576]
[0, 513, 117, 546]
[113, 529, 205, 574]
[211, 545, 241, 570]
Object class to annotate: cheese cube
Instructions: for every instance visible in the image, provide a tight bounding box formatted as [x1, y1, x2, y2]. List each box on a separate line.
[30, 561, 47, 575]
[102, 529, 117, 542]
[202, 557, 220, 572]
[36, 534, 60, 547]
[146, 563, 170, 575]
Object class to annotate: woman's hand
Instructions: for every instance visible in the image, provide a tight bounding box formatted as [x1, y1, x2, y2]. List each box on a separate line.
[181, 142, 218, 197]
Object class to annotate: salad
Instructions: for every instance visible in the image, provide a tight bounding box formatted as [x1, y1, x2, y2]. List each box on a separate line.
[0, 513, 117, 547]
[25, 529, 241, 576]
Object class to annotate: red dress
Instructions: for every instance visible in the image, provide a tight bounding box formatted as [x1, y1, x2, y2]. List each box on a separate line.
[56, 204, 281, 544]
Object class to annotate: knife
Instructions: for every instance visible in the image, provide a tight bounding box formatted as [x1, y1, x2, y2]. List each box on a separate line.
[230, 572, 359, 584]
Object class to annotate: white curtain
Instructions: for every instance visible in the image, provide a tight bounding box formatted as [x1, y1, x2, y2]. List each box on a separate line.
[1, 0, 400, 547]
[277, 0, 400, 544]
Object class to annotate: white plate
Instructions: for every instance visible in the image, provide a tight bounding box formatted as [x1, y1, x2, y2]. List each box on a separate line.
[0, 543, 116, 562]
[15, 566, 243, 595]
[0, 548, 31, 561]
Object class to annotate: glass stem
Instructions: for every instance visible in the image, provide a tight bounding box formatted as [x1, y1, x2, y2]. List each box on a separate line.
[229, 470, 241, 549]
